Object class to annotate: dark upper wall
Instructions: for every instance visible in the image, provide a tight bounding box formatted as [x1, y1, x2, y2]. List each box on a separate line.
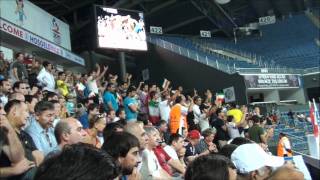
[302, 73, 320, 102]
[135, 43, 248, 105]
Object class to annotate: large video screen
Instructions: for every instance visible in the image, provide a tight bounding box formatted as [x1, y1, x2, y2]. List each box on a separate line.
[95, 6, 147, 51]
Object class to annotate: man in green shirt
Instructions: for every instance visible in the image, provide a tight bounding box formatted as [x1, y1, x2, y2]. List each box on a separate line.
[248, 115, 266, 144]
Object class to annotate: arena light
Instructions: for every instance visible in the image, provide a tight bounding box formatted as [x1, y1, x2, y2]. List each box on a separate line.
[215, 0, 231, 4]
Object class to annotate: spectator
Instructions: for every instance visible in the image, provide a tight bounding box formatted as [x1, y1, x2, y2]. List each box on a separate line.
[25, 101, 58, 155]
[10, 52, 28, 83]
[85, 115, 107, 148]
[49, 100, 62, 128]
[102, 132, 141, 179]
[185, 154, 237, 180]
[103, 83, 119, 112]
[103, 122, 124, 140]
[124, 122, 149, 151]
[0, 51, 9, 77]
[37, 61, 55, 92]
[169, 95, 189, 134]
[219, 144, 238, 159]
[0, 103, 36, 179]
[158, 120, 170, 145]
[184, 129, 201, 163]
[124, 86, 139, 122]
[267, 166, 304, 180]
[56, 72, 70, 97]
[195, 127, 218, 154]
[0, 79, 12, 106]
[24, 95, 38, 128]
[193, 96, 209, 131]
[231, 143, 284, 180]
[78, 103, 99, 129]
[277, 133, 292, 157]
[212, 108, 230, 148]
[13, 81, 29, 95]
[159, 91, 172, 123]
[86, 64, 107, 97]
[163, 133, 185, 161]
[248, 115, 269, 144]
[226, 115, 241, 139]
[230, 137, 252, 146]
[148, 90, 160, 125]
[140, 127, 171, 180]
[138, 83, 149, 120]
[53, 117, 87, 152]
[115, 107, 127, 125]
[107, 109, 117, 123]
[34, 143, 120, 180]
[8, 92, 25, 102]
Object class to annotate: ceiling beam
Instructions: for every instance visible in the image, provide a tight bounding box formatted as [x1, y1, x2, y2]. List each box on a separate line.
[163, 16, 206, 33]
[52, 0, 70, 10]
[146, 0, 177, 16]
[55, 0, 97, 16]
[190, 0, 232, 37]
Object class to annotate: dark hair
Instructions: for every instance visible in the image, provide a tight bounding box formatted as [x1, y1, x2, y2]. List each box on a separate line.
[25, 95, 37, 104]
[175, 95, 183, 104]
[13, 81, 24, 91]
[251, 115, 260, 124]
[34, 101, 54, 114]
[107, 83, 115, 89]
[158, 120, 167, 126]
[42, 61, 51, 68]
[102, 132, 139, 159]
[58, 72, 65, 77]
[87, 103, 99, 113]
[185, 154, 236, 180]
[227, 115, 234, 123]
[4, 100, 22, 114]
[127, 86, 136, 93]
[45, 92, 58, 101]
[168, 133, 183, 145]
[35, 143, 120, 180]
[0, 79, 9, 86]
[49, 100, 60, 105]
[216, 108, 223, 116]
[103, 122, 124, 140]
[219, 144, 238, 159]
[116, 108, 125, 117]
[230, 137, 252, 146]
[15, 52, 23, 59]
[149, 91, 157, 99]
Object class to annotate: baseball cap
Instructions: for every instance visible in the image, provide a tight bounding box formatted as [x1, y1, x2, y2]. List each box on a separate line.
[231, 143, 284, 174]
[187, 130, 201, 139]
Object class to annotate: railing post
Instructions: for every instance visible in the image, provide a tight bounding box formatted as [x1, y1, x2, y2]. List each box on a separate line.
[206, 56, 208, 65]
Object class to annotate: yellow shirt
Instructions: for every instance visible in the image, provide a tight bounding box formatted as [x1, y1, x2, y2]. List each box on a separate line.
[227, 108, 243, 124]
[57, 80, 69, 96]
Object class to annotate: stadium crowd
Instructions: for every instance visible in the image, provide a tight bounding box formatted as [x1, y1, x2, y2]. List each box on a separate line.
[0, 51, 305, 180]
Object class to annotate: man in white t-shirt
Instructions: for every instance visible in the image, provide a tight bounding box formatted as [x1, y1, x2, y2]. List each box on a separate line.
[159, 93, 172, 123]
[141, 127, 171, 180]
[163, 133, 184, 160]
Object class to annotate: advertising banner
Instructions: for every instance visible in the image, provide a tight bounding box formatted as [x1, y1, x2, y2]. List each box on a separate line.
[244, 74, 300, 89]
[0, 18, 84, 65]
[0, 0, 71, 50]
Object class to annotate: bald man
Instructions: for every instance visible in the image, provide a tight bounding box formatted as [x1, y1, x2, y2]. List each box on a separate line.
[268, 166, 304, 180]
[53, 118, 87, 151]
[124, 122, 149, 151]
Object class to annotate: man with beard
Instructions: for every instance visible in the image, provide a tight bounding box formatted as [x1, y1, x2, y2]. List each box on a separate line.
[0, 79, 12, 106]
[102, 132, 141, 180]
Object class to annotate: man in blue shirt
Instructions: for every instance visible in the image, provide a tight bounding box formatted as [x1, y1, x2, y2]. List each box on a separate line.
[78, 103, 100, 129]
[103, 83, 118, 112]
[124, 86, 139, 122]
[25, 101, 58, 156]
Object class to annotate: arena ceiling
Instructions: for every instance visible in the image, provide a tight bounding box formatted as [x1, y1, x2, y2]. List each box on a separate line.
[29, 0, 319, 53]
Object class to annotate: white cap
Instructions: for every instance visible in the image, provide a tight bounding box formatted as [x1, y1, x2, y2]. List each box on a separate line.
[231, 143, 284, 174]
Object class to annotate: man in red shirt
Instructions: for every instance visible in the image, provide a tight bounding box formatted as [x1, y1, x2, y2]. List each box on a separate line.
[153, 131, 186, 176]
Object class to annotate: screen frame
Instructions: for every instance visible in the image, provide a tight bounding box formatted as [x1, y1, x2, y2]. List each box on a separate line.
[93, 5, 148, 51]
